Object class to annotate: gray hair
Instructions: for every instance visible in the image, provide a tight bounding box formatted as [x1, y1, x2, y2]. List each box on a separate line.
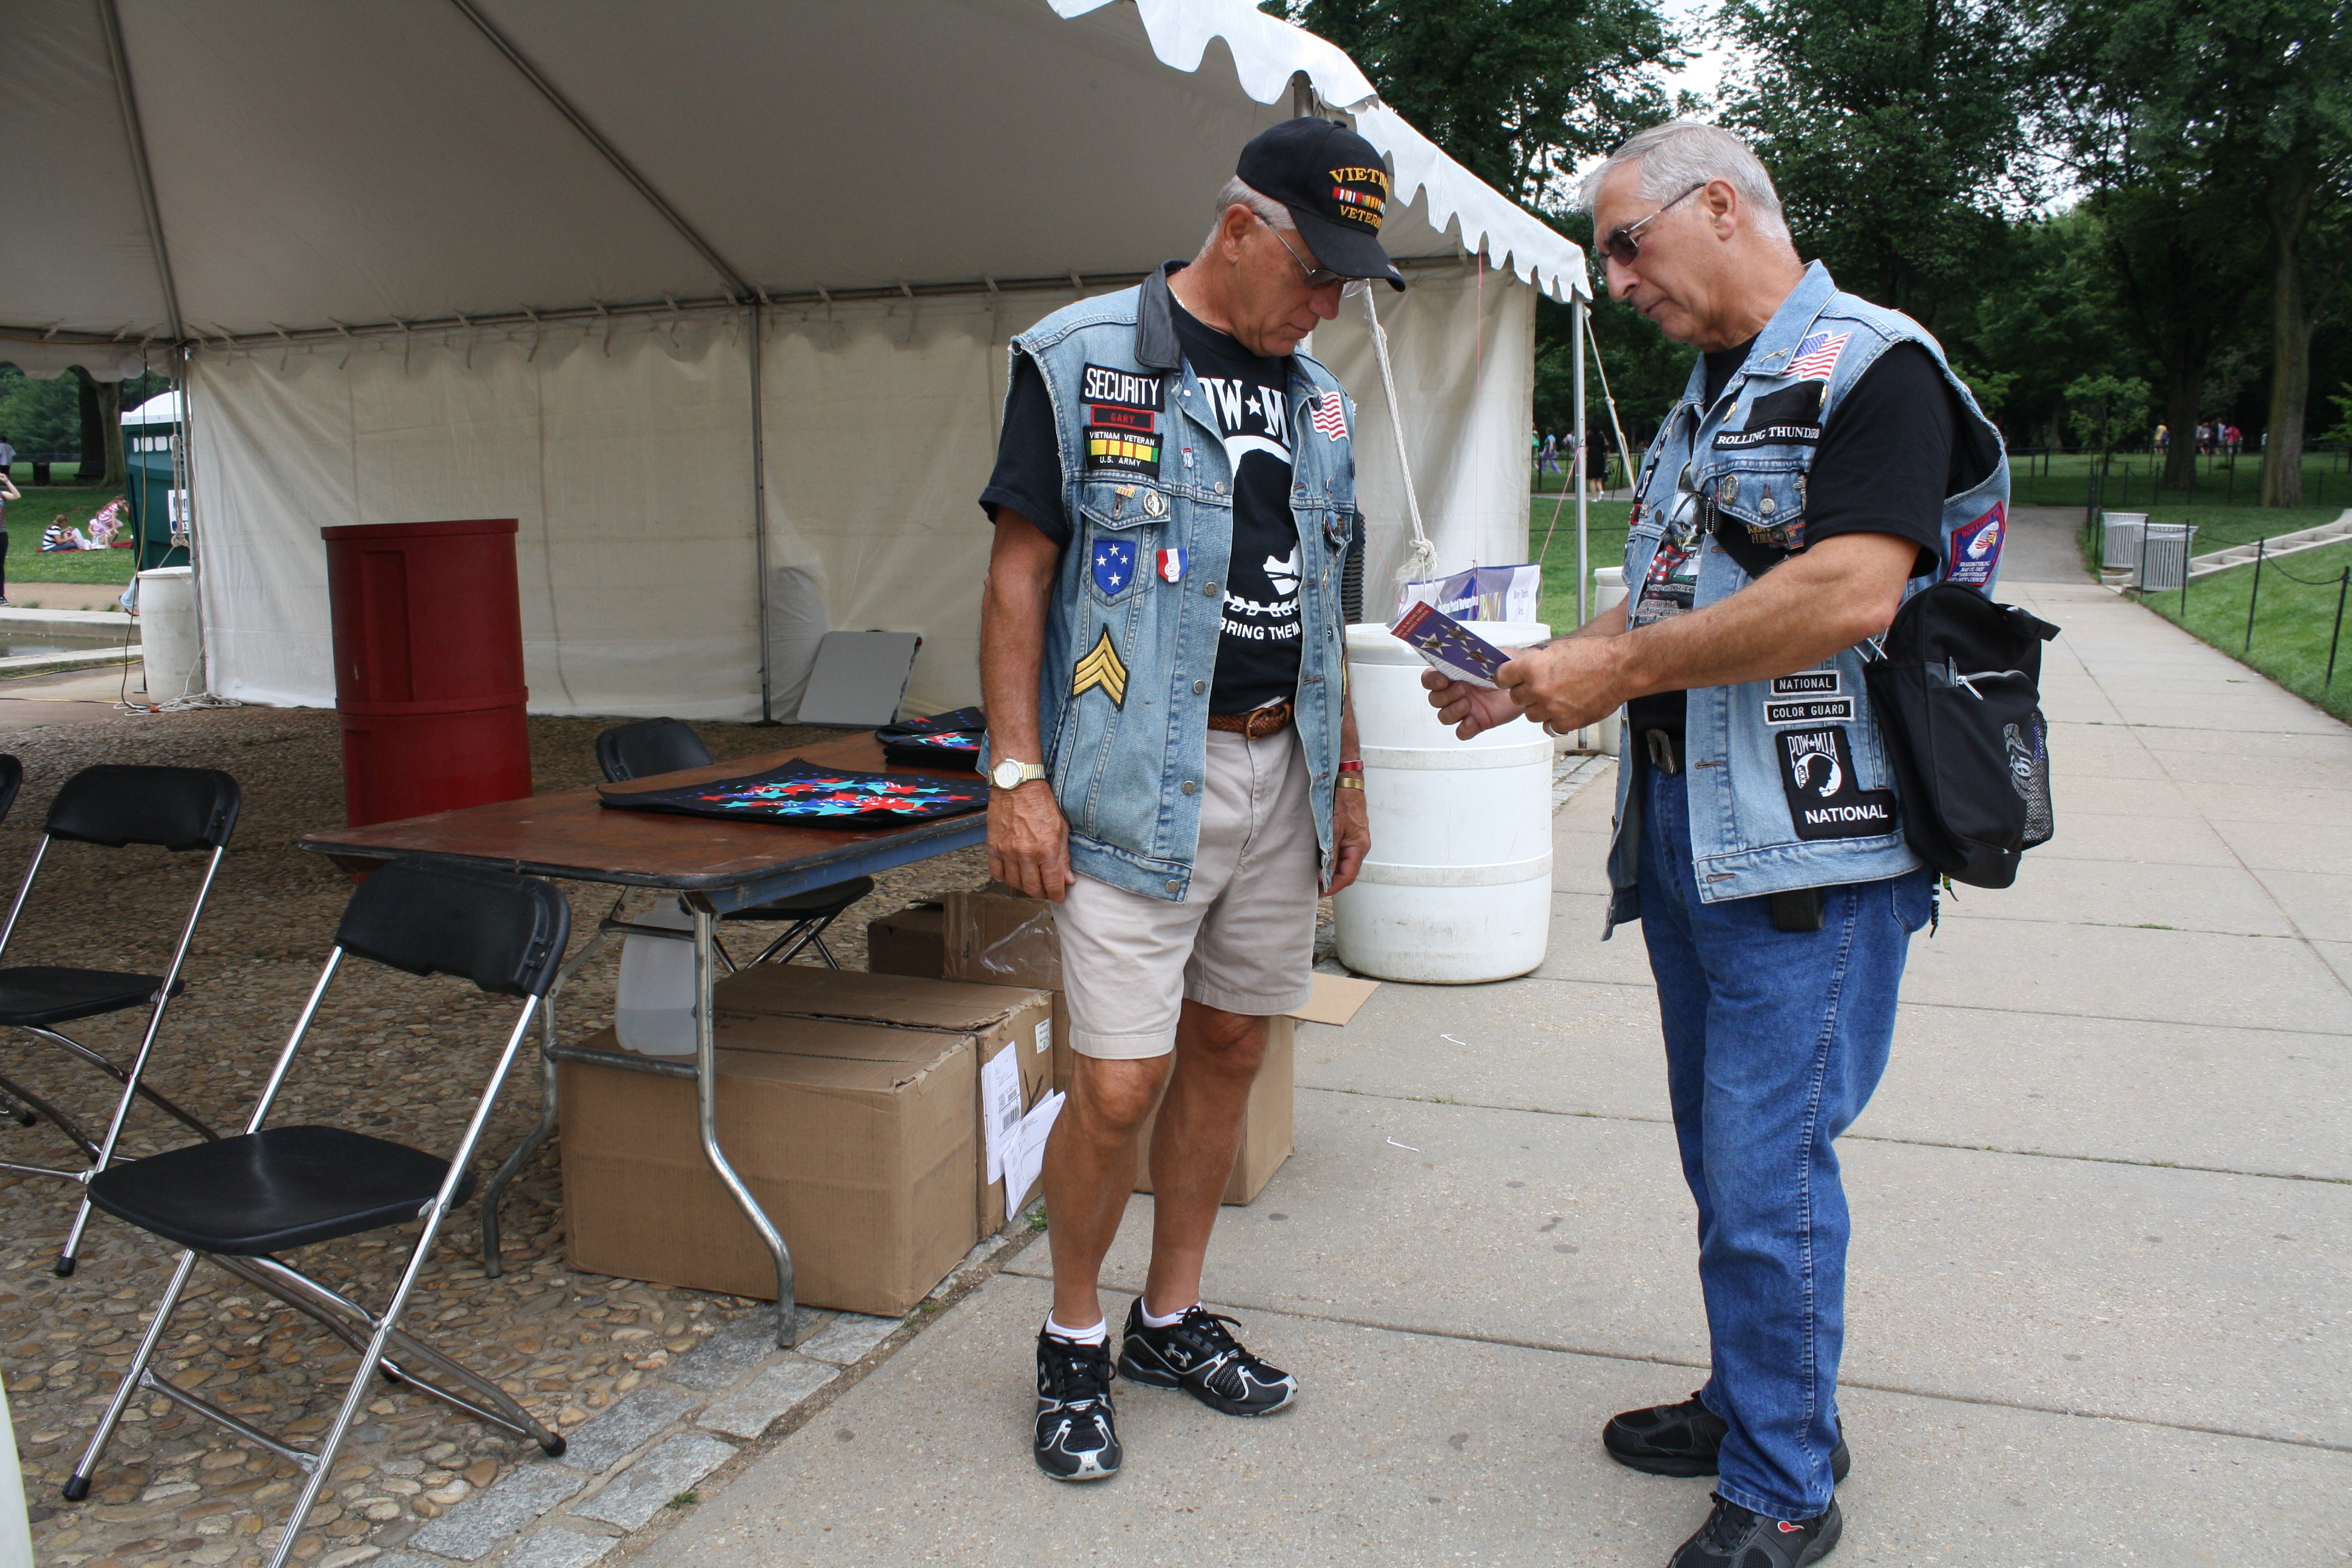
[1210, 175, 1292, 234]
[1576, 122, 1790, 244]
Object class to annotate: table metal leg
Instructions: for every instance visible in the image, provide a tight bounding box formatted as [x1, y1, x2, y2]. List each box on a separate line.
[479, 924, 616, 1278]
[689, 904, 795, 1345]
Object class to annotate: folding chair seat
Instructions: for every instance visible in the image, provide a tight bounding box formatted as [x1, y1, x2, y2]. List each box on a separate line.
[595, 717, 872, 969]
[0, 763, 240, 1275]
[65, 860, 572, 1568]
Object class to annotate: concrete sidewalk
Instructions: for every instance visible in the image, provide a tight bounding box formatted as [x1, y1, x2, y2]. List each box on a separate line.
[626, 543, 2350, 1565]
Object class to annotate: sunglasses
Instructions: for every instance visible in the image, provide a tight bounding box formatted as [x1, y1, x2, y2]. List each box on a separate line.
[1600, 181, 1708, 267]
[1259, 217, 1371, 297]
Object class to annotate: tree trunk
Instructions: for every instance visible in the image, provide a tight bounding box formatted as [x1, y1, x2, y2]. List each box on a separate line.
[2161, 361, 2203, 492]
[2259, 171, 2315, 508]
[69, 368, 126, 489]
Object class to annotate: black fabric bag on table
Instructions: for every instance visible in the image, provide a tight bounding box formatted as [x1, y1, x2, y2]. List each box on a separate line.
[875, 707, 985, 770]
[1861, 581, 2059, 889]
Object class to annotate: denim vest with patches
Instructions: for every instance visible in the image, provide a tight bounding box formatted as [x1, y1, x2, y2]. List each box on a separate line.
[1001, 264, 1356, 903]
[1604, 262, 2010, 933]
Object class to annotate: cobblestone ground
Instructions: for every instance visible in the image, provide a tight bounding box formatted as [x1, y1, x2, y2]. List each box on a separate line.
[0, 706, 988, 1567]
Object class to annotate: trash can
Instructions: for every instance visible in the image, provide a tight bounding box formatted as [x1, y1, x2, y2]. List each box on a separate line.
[135, 566, 199, 701]
[2131, 523, 2198, 592]
[2100, 511, 2148, 570]
[322, 518, 532, 827]
[1334, 620, 1553, 984]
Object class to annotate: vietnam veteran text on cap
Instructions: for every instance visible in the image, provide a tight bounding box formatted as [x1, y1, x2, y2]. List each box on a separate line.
[1236, 117, 1407, 290]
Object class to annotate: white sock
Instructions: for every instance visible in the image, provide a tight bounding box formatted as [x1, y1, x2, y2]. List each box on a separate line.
[1138, 1299, 1198, 1330]
[1044, 1313, 1107, 1346]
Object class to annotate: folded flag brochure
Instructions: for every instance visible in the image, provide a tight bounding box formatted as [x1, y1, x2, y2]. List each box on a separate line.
[1391, 601, 1512, 689]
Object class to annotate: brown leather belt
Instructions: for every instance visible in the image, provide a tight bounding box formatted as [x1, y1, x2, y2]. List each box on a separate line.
[1207, 701, 1294, 739]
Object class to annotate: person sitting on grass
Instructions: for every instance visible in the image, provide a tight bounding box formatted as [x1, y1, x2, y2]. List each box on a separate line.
[41, 517, 93, 552]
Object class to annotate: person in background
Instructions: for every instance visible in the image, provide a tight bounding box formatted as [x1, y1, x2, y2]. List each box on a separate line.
[1589, 420, 1611, 500]
[1540, 430, 1561, 480]
[0, 433, 15, 475]
[2154, 423, 2168, 457]
[0, 470, 15, 605]
[1429, 119, 2007, 1567]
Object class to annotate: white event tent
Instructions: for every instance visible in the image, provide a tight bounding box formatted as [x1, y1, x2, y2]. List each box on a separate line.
[2, 0, 1592, 720]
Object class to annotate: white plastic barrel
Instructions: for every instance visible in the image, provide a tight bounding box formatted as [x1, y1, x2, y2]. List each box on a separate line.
[134, 566, 199, 701]
[2100, 512, 2148, 570]
[1587, 566, 1628, 758]
[1334, 620, 1554, 984]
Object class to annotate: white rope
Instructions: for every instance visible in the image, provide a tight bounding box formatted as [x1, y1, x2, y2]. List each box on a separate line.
[1359, 286, 1436, 586]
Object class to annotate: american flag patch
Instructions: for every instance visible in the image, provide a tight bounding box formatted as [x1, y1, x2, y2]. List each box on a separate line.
[1789, 332, 1849, 382]
[1310, 390, 1348, 441]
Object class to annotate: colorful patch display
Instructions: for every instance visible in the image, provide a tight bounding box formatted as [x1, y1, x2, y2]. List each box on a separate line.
[875, 706, 985, 770]
[1082, 362, 1163, 474]
[1947, 502, 2005, 587]
[1328, 164, 1391, 230]
[1071, 627, 1129, 708]
[1789, 331, 1850, 382]
[1775, 727, 1897, 841]
[598, 761, 984, 826]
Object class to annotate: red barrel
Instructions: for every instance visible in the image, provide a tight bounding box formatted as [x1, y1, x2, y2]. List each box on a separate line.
[322, 518, 532, 827]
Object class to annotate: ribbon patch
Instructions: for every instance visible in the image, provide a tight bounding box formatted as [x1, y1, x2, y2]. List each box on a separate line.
[1071, 627, 1128, 708]
[1157, 547, 1187, 583]
[1776, 727, 1896, 841]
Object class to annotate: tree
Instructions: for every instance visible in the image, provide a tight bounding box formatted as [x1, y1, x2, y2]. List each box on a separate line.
[71, 367, 125, 488]
[2044, 0, 2352, 503]
[1714, 0, 2044, 335]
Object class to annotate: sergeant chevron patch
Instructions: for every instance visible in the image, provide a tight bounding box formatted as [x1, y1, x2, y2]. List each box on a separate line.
[1071, 627, 1128, 708]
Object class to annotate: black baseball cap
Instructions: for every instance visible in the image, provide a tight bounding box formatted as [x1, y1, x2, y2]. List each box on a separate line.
[1236, 117, 1406, 290]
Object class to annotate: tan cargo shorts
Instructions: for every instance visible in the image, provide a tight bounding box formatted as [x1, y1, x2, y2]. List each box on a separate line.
[1057, 728, 1320, 1059]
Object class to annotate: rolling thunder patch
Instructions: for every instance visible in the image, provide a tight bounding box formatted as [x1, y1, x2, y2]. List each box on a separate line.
[1775, 727, 1897, 841]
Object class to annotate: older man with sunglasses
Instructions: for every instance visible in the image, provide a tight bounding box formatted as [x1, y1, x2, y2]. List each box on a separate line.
[978, 117, 1388, 1483]
[1427, 122, 2008, 1567]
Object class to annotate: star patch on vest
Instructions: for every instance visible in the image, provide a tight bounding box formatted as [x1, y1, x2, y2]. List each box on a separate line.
[1775, 727, 1896, 841]
[1091, 538, 1137, 598]
[1071, 627, 1129, 708]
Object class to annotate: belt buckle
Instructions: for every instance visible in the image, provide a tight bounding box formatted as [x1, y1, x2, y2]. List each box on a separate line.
[1247, 705, 1285, 739]
[1645, 729, 1680, 775]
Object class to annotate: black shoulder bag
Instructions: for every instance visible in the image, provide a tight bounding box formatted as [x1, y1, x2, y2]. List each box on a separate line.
[1860, 581, 2060, 889]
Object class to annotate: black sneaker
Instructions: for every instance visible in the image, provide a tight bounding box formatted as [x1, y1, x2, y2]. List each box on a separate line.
[1604, 1391, 1849, 1482]
[1668, 1494, 1841, 1567]
[1116, 1301, 1298, 1416]
[1033, 1329, 1121, 1481]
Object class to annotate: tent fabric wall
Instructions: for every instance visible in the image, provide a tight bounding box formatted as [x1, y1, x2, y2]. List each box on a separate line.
[191, 268, 1534, 719]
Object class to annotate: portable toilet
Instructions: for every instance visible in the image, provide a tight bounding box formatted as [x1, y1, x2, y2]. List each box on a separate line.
[119, 390, 189, 571]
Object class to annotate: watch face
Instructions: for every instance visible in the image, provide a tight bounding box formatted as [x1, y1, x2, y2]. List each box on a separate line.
[991, 759, 1023, 790]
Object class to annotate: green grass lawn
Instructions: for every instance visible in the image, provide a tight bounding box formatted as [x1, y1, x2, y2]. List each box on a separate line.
[2137, 537, 2352, 725]
[1527, 497, 1630, 635]
[2008, 450, 2352, 522]
[0, 484, 138, 583]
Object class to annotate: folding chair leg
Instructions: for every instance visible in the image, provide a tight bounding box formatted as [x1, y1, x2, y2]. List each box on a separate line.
[745, 919, 822, 969]
[0, 1068, 99, 1160]
[479, 923, 614, 1279]
[28, 1028, 220, 1143]
[0, 1085, 38, 1126]
[65, 1249, 200, 1501]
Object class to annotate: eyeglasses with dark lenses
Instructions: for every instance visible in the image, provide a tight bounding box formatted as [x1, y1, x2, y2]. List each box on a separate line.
[1601, 182, 1708, 267]
[1260, 217, 1370, 296]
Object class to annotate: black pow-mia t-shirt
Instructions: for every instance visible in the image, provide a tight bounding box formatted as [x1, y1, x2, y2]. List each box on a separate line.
[1624, 340, 1994, 738]
[978, 290, 1303, 714]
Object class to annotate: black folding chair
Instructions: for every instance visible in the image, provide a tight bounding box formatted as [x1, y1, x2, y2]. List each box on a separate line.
[595, 717, 872, 968]
[64, 861, 572, 1568]
[0, 763, 240, 1276]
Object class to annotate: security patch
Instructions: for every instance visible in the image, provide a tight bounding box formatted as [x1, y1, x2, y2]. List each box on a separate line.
[1715, 382, 1826, 449]
[1764, 697, 1856, 725]
[1775, 727, 1897, 841]
[1070, 627, 1128, 708]
[1081, 364, 1163, 474]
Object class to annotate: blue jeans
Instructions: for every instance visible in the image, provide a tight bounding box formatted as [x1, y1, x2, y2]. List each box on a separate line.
[1637, 764, 1932, 1518]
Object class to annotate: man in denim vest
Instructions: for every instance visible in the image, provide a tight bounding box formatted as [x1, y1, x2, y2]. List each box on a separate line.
[1429, 123, 2007, 1566]
[977, 119, 1383, 1483]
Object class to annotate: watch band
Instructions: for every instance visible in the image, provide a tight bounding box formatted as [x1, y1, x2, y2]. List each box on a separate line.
[1336, 776, 1365, 791]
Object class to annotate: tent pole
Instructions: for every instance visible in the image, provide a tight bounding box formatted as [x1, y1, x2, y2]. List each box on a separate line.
[97, 0, 184, 345]
[750, 303, 774, 724]
[1572, 297, 1589, 629]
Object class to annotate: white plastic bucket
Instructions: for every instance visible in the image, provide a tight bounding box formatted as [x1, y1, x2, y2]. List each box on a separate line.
[135, 566, 198, 701]
[1334, 620, 1554, 984]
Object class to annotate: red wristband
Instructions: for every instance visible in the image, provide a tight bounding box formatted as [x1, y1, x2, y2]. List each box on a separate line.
[1338, 758, 1364, 774]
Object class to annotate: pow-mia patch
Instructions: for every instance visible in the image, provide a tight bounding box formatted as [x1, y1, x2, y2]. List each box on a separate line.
[1776, 728, 1896, 841]
[1071, 627, 1128, 708]
[1770, 670, 1840, 696]
[1091, 538, 1138, 598]
[1715, 382, 1826, 449]
[1763, 697, 1856, 725]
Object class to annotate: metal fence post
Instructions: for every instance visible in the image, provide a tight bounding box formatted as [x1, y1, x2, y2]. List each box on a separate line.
[2328, 566, 2348, 693]
[2245, 537, 2265, 653]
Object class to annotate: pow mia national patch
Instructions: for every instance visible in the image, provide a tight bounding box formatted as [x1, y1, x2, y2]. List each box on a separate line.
[1775, 727, 1897, 841]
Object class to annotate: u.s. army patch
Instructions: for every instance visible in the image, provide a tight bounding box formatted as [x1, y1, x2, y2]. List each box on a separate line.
[1071, 627, 1128, 708]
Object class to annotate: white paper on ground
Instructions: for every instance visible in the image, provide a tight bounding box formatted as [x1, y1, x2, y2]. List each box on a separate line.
[1004, 1089, 1066, 1223]
[980, 1044, 1024, 1184]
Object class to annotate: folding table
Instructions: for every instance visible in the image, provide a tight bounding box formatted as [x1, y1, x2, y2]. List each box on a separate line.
[297, 735, 987, 1346]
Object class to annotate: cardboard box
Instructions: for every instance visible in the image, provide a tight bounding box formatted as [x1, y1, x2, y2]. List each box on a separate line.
[939, 889, 1379, 1204]
[712, 966, 1054, 1237]
[865, 901, 946, 979]
[559, 1014, 975, 1315]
